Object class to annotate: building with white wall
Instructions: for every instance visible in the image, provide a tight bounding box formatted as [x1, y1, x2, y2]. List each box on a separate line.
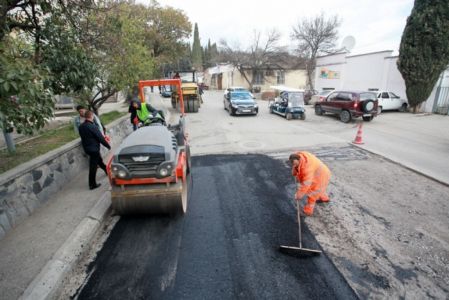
[204, 64, 307, 92]
[314, 51, 449, 114]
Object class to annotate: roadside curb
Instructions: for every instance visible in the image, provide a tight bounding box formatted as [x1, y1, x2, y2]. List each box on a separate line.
[20, 191, 111, 300]
[350, 143, 449, 188]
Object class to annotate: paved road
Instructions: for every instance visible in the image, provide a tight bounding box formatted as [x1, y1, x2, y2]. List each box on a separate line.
[76, 154, 357, 299]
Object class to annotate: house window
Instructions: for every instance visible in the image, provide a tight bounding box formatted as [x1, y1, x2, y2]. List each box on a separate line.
[276, 71, 285, 84]
[254, 71, 264, 84]
[265, 69, 274, 76]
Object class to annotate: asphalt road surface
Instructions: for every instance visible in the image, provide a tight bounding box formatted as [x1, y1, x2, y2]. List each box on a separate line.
[75, 154, 357, 299]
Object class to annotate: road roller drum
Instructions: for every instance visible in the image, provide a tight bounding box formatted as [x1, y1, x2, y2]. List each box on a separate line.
[111, 177, 187, 215]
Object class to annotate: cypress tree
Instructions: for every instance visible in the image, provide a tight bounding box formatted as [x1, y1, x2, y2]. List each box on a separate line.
[204, 39, 211, 68]
[397, 0, 449, 112]
[191, 23, 203, 70]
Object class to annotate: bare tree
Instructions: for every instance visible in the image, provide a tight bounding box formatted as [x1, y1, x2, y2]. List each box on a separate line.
[291, 13, 341, 90]
[220, 29, 285, 90]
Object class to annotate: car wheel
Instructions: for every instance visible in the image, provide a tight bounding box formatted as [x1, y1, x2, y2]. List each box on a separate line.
[315, 105, 323, 116]
[224, 101, 227, 110]
[229, 107, 234, 116]
[300, 113, 306, 120]
[362, 100, 374, 113]
[286, 112, 292, 120]
[269, 106, 274, 114]
[185, 98, 192, 112]
[377, 106, 382, 115]
[340, 110, 352, 123]
[192, 99, 199, 113]
[363, 115, 374, 122]
[399, 103, 408, 112]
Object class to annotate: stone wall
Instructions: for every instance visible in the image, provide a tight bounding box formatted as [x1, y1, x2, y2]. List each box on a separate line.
[0, 116, 132, 239]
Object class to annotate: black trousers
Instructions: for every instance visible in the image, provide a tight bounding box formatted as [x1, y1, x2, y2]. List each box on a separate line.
[87, 151, 107, 188]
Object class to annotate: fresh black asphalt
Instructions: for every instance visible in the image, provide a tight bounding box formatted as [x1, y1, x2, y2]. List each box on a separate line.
[76, 154, 358, 299]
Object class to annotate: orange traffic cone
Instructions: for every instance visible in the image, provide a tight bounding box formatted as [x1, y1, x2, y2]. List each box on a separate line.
[353, 123, 364, 144]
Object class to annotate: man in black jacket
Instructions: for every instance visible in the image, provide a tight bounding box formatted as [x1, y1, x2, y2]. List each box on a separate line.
[79, 110, 111, 190]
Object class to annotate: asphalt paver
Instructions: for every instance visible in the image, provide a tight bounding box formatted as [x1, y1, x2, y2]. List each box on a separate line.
[76, 154, 358, 299]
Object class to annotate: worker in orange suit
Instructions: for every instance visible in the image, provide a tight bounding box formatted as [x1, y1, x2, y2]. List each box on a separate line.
[289, 151, 331, 216]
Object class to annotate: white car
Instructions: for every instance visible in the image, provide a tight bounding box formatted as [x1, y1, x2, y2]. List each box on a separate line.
[310, 90, 333, 106]
[376, 91, 408, 113]
[224, 86, 255, 100]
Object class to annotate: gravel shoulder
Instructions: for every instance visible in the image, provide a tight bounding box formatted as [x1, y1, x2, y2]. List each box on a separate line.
[296, 146, 449, 299]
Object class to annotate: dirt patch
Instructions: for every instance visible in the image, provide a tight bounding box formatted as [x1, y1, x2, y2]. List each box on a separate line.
[298, 147, 449, 299]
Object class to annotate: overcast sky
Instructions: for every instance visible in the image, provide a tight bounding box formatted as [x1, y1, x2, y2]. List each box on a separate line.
[140, 0, 414, 55]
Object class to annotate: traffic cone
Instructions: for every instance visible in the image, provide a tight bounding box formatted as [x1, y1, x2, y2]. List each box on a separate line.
[352, 123, 364, 144]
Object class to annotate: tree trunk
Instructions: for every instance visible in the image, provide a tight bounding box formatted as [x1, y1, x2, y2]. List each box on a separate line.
[237, 66, 252, 90]
[306, 58, 316, 90]
[90, 89, 117, 115]
[3, 130, 16, 153]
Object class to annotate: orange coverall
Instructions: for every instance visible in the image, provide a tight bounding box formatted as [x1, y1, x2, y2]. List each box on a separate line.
[292, 151, 331, 216]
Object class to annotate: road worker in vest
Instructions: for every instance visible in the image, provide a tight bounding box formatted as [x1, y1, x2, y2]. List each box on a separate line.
[131, 98, 165, 127]
[289, 152, 331, 216]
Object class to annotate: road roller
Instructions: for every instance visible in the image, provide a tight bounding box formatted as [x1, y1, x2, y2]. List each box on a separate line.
[107, 79, 190, 215]
[170, 71, 201, 113]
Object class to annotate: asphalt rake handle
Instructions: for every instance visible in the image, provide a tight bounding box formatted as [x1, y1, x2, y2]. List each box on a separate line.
[279, 200, 322, 256]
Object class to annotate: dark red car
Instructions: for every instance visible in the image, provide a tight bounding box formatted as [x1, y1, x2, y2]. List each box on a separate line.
[314, 91, 378, 123]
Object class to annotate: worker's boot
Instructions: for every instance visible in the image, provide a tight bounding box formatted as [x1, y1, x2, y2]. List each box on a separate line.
[316, 194, 330, 203]
[303, 203, 315, 216]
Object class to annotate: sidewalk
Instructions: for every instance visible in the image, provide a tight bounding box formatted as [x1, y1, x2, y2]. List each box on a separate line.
[0, 170, 110, 300]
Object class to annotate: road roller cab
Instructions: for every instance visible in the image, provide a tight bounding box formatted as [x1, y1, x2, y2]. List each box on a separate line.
[107, 79, 190, 215]
[110, 125, 181, 181]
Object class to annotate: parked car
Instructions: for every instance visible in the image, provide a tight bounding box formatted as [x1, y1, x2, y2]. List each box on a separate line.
[224, 86, 255, 100]
[314, 90, 378, 123]
[309, 90, 333, 106]
[223, 91, 258, 116]
[269, 87, 306, 120]
[304, 89, 318, 104]
[376, 91, 408, 113]
[160, 85, 172, 98]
